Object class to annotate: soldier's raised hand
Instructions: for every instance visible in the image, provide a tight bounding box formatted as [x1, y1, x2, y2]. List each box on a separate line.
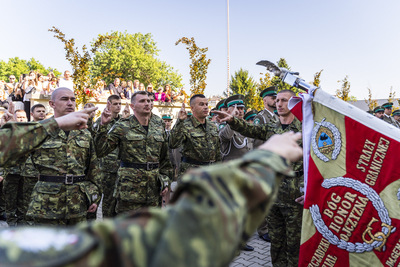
[260, 131, 302, 162]
[178, 102, 187, 120]
[227, 104, 239, 118]
[122, 102, 130, 119]
[55, 106, 98, 131]
[101, 101, 112, 125]
[213, 110, 234, 123]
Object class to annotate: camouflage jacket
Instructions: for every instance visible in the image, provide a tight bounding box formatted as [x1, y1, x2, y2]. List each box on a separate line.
[21, 156, 39, 178]
[0, 118, 59, 167]
[27, 128, 101, 220]
[94, 114, 172, 204]
[94, 115, 121, 173]
[0, 149, 293, 267]
[252, 109, 278, 148]
[219, 123, 250, 161]
[229, 116, 304, 205]
[169, 116, 221, 165]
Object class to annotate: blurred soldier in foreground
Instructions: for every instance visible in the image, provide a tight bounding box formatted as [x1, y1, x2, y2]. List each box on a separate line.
[215, 90, 304, 267]
[0, 131, 302, 267]
[95, 91, 171, 214]
[169, 94, 221, 181]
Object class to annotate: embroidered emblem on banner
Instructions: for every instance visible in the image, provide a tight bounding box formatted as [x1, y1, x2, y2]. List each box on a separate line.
[309, 177, 396, 253]
[312, 118, 341, 162]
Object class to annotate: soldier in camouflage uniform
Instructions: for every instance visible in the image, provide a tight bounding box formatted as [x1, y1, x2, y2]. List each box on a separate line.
[20, 104, 47, 225]
[0, 130, 303, 267]
[3, 109, 28, 226]
[93, 95, 122, 218]
[253, 86, 278, 148]
[382, 102, 400, 127]
[216, 90, 304, 267]
[95, 91, 171, 214]
[0, 104, 98, 167]
[169, 94, 221, 180]
[25, 88, 101, 226]
[0, 169, 5, 221]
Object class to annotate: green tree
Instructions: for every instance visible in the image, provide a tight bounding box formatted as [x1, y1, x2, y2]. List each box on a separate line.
[228, 68, 261, 110]
[176, 37, 211, 95]
[49, 26, 113, 107]
[0, 57, 60, 81]
[335, 76, 356, 102]
[91, 31, 182, 90]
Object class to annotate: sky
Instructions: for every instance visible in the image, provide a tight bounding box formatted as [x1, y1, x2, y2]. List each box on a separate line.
[1, 0, 400, 100]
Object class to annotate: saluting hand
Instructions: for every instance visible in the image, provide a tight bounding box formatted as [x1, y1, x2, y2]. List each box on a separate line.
[178, 102, 187, 120]
[100, 101, 113, 125]
[122, 102, 130, 119]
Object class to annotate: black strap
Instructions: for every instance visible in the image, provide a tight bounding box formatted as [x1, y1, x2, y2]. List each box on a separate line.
[120, 161, 159, 170]
[38, 174, 86, 184]
[182, 157, 215, 166]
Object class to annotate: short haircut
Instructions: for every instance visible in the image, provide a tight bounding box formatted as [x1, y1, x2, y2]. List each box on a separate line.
[278, 89, 296, 97]
[147, 91, 155, 98]
[131, 91, 148, 103]
[190, 94, 206, 106]
[31, 103, 45, 113]
[14, 109, 26, 115]
[51, 87, 73, 101]
[108, 95, 121, 102]
[84, 103, 95, 109]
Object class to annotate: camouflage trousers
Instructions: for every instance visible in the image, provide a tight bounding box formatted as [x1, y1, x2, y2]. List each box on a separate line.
[267, 203, 303, 267]
[102, 172, 118, 218]
[116, 199, 160, 215]
[3, 174, 24, 226]
[22, 176, 37, 225]
[257, 217, 269, 236]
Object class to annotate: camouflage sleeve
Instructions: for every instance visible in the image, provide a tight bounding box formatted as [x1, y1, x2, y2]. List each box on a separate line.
[93, 123, 121, 158]
[0, 118, 58, 167]
[229, 117, 276, 140]
[0, 149, 293, 266]
[169, 118, 186, 149]
[86, 138, 102, 205]
[218, 123, 235, 141]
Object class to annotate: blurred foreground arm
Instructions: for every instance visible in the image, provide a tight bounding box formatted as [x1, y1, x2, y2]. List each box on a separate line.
[0, 132, 302, 267]
[0, 107, 97, 166]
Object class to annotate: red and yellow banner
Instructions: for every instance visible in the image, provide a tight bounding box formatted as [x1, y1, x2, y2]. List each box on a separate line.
[298, 89, 400, 266]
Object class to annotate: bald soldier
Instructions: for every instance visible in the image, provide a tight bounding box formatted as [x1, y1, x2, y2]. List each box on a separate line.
[0, 128, 303, 266]
[24, 88, 101, 225]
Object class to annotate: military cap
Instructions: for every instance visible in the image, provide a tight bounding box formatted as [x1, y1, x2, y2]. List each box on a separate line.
[187, 111, 192, 117]
[216, 99, 227, 110]
[373, 106, 384, 113]
[224, 94, 245, 108]
[210, 108, 217, 116]
[259, 86, 277, 98]
[244, 110, 258, 121]
[162, 114, 172, 120]
[382, 102, 393, 109]
[392, 110, 400, 116]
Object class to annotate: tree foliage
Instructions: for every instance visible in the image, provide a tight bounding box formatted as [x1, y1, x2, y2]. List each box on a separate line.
[0, 57, 60, 82]
[313, 69, 323, 87]
[175, 37, 211, 95]
[335, 76, 356, 102]
[364, 88, 378, 111]
[229, 68, 261, 110]
[91, 31, 182, 90]
[49, 26, 113, 107]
